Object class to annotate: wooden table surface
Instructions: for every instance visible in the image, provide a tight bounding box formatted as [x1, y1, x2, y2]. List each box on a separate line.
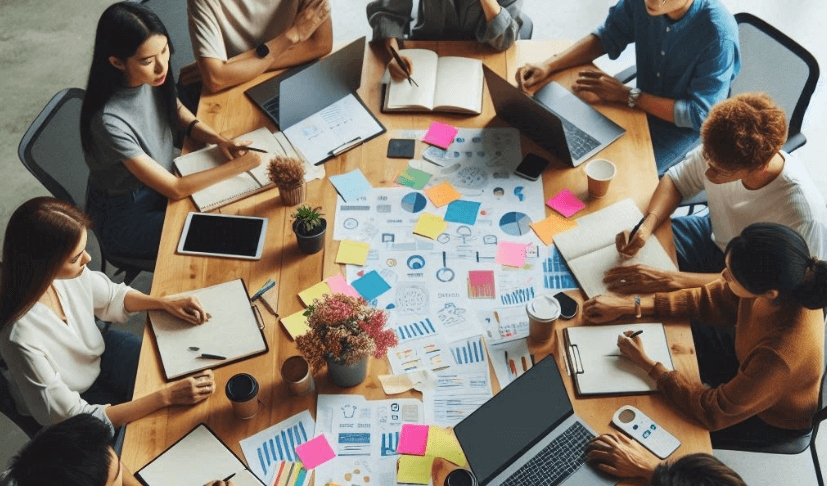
[121, 39, 711, 484]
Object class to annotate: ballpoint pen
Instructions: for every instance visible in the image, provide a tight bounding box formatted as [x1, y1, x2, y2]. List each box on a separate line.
[245, 146, 268, 153]
[388, 45, 419, 87]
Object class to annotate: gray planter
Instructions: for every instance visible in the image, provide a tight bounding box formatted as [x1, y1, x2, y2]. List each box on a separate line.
[326, 355, 368, 388]
[293, 218, 326, 254]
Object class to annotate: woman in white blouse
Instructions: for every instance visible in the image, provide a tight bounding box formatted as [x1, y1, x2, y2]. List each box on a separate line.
[0, 197, 216, 429]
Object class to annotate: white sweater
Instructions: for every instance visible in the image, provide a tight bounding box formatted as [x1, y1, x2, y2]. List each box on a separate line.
[0, 268, 133, 427]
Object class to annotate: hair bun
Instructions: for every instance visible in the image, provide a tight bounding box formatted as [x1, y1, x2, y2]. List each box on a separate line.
[798, 259, 827, 310]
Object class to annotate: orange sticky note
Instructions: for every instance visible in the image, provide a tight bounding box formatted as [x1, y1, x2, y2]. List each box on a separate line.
[424, 182, 461, 207]
[530, 214, 578, 246]
[413, 213, 447, 240]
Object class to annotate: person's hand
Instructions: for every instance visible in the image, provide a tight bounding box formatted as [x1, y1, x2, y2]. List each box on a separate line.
[388, 52, 414, 82]
[224, 151, 262, 175]
[617, 330, 656, 371]
[603, 264, 676, 294]
[615, 226, 652, 258]
[573, 70, 630, 103]
[217, 138, 253, 160]
[164, 370, 215, 406]
[582, 294, 634, 324]
[285, 0, 331, 43]
[586, 433, 659, 479]
[203, 480, 233, 486]
[162, 295, 211, 325]
[179, 62, 202, 86]
[515, 62, 551, 91]
[431, 457, 460, 485]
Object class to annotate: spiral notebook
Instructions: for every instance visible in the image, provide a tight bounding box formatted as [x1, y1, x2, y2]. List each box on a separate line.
[174, 127, 324, 211]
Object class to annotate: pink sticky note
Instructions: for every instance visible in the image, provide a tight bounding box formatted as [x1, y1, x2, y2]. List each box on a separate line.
[546, 189, 586, 218]
[397, 424, 430, 456]
[497, 242, 528, 268]
[325, 274, 360, 298]
[295, 434, 336, 469]
[422, 122, 458, 149]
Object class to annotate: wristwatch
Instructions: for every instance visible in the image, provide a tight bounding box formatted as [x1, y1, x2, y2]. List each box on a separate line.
[627, 88, 642, 108]
[255, 43, 270, 59]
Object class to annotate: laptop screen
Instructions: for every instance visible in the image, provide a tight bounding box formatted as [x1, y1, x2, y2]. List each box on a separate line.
[453, 355, 574, 485]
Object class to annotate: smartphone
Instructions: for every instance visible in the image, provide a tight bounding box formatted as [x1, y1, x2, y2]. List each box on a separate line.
[387, 139, 415, 159]
[514, 153, 549, 181]
[554, 292, 578, 319]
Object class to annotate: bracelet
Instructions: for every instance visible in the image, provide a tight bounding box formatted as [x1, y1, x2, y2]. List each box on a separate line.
[186, 119, 200, 138]
[634, 295, 642, 318]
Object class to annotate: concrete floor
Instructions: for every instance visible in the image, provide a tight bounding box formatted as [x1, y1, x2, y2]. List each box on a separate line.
[0, 0, 825, 477]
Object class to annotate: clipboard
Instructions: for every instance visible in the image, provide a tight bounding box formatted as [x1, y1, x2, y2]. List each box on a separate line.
[148, 279, 268, 381]
[564, 323, 674, 396]
[136, 423, 265, 486]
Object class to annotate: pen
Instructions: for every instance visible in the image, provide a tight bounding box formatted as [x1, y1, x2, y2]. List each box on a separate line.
[222, 472, 236, 482]
[628, 330, 644, 339]
[387, 45, 419, 87]
[329, 136, 362, 156]
[199, 353, 227, 360]
[628, 216, 646, 242]
[244, 146, 268, 153]
[251, 279, 276, 301]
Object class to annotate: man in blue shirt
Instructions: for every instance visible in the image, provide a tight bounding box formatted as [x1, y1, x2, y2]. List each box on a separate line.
[517, 0, 739, 175]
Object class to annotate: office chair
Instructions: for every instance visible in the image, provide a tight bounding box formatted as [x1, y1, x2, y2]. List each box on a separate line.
[17, 88, 156, 285]
[0, 362, 42, 439]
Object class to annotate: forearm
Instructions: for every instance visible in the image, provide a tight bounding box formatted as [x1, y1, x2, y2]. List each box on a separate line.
[270, 19, 333, 71]
[542, 34, 605, 75]
[179, 103, 227, 146]
[645, 176, 682, 233]
[123, 290, 166, 314]
[635, 92, 676, 123]
[104, 389, 168, 428]
[668, 271, 720, 291]
[198, 36, 292, 93]
[479, 0, 502, 21]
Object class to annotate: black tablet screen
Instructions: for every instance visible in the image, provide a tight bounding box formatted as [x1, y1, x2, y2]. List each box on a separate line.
[182, 215, 264, 258]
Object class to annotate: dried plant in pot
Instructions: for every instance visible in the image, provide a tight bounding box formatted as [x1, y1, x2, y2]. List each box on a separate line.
[291, 205, 326, 254]
[267, 155, 306, 206]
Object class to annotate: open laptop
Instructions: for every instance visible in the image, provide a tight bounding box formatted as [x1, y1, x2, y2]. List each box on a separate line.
[453, 355, 616, 486]
[246, 37, 366, 129]
[483, 66, 625, 167]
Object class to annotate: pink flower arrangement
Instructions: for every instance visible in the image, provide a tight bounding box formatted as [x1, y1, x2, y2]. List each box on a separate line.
[295, 293, 398, 372]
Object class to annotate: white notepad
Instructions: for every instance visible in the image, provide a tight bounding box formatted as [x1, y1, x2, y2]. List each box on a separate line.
[174, 127, 324, 211]
[564, 323, 674, 396]
[553, 198, 677, 298]
[148, 279, 267, 380]
[136, 424, 264, 486]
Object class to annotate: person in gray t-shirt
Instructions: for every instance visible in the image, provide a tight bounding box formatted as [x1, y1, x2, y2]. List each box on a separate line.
[80, 2, 260, 259]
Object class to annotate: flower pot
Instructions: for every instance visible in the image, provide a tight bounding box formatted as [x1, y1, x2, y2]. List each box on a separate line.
[326, 355, 368, 388]
[293, 218, 326, 254]
[280, 183, 306, 206]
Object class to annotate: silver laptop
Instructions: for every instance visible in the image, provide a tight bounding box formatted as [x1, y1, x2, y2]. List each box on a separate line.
[483, 66, 625, 167]
[453, 355, 616, 486]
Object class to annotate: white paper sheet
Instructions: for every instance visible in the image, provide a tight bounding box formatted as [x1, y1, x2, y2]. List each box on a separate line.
[239, 410, 315, 484]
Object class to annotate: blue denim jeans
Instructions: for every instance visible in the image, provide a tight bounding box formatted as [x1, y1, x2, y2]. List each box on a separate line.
[88, 184, 166, 260]
[81, 329, 141, 408]
[649, 116, 701, 176]
[671, 213, 726, 274]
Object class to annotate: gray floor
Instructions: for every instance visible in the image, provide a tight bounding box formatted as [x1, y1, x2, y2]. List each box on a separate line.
[0, 0, 825, 477]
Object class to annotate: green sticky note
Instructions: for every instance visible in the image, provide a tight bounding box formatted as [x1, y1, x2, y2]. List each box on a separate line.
[396, 167, 432, 190]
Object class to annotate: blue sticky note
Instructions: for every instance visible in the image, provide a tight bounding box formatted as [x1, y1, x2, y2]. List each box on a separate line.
[444, 200, 481, 225]
[351, 271, 391, 301]
[329, 169, 372, 203]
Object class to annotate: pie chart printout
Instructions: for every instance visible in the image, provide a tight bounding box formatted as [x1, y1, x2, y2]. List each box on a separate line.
[401, 192, 428, 213]
[499, 212, 532, 236]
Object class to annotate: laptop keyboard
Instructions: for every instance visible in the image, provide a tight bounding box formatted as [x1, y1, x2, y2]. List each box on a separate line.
[501, 421, 594, 486]
[263, 94, 280, 120]
[559, 118, 601, 161]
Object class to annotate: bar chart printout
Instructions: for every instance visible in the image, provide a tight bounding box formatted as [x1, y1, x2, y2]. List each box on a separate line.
[240, 410, 316, 483]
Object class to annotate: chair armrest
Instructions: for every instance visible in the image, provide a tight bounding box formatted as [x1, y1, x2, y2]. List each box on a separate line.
[614, 65, 637, 84]
[784, 132, 807, 153]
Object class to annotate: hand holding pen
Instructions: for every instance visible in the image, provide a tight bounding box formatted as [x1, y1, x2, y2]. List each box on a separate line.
[387, 45, 418, 86]
[616, 330, 656, 371]
[616, 213, 657, 257]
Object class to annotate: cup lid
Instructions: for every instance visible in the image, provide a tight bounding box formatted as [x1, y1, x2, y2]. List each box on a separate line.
[528, 294, 561, 321]
[226, 373, 259, 402]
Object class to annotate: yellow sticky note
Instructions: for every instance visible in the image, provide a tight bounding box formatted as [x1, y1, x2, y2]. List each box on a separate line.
[426, 426, 468, 467]
[397, 455, 434, 484]
[529, 214, 578, 246]
[424, 182, 462, 208]
[280, 311, 310, 340]
[413, 213, 447, 240]
[298, 281, 330, 306]
[335, 240, 370, 265]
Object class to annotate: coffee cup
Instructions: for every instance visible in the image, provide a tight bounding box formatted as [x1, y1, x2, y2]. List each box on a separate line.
[281, 355, 315, 397]
[225, 373, 260, 419]
[526, 294, 561, 343]
[445, 469, 478, 486]
[585, 159, 617, 198]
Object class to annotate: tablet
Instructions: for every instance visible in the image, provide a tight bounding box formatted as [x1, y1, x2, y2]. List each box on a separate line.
[178, 213, 267, 260]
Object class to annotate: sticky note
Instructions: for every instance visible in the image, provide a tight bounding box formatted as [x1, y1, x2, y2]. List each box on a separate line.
[351, 270, 391, 301]
[325, 274, 360, 298]
[335, 240, 370, 265]
[397, 455, 434, 484]
[329, 169, 372, 203]
[298, 281, 330, 306]
[397, 424, 430, 456]
[295, 434, 336, 469]
[529, 214, 578, 246]
[546, 189, 585, 218]
[426, 426, 468, 467]
[396, 166, 432, 190]
[444, 200, 481, 225]
[424, 182, 461, 207]
[497, 242, 528, 268]
[468, 270, 495, 299]
[413, 213, 447, 240]
[280, 311, 310, 340]
[422, 122, 458, 149]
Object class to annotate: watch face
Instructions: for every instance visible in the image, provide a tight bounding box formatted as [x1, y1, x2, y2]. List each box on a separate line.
[256, 43, 269, 58]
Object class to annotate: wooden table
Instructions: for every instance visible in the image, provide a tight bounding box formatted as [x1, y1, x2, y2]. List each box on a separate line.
[121, 40, 711, 484]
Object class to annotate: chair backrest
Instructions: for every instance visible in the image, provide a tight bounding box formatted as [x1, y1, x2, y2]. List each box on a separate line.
[17, 88, 88, 211]
[140, 0, 195, 79]
[731, 13, 820, 137]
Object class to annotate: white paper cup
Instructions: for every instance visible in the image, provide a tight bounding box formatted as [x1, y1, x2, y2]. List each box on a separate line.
[526, 294, 561, 343]
[586, 159, 617, 199]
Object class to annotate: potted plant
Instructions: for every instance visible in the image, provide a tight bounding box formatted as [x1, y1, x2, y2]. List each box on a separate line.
[267, 155, 306, 206]
[296, 293, 398, 387]
[291, 205, 326, 254]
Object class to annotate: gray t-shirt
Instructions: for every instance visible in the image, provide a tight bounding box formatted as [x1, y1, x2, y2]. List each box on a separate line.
[85, 84, 175, 196]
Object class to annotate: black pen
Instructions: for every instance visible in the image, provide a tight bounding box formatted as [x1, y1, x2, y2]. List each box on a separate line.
[245, 146, 268, 153]
[628, 330, 643, 339]
[628, 216, 646, 242]
[388, 45, 419, 87]
[199, 353, 227, 360]
[223, 472, 236, 482]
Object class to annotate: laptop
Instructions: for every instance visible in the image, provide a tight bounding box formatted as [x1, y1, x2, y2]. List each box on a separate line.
[483, 66, 625, 167]
[453, 355, 616, 486]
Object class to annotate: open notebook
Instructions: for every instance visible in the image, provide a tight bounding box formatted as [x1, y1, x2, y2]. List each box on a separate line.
[564, 323, 674, 396]
[136, 423, 264, 486]
[174, 127, 324, 212]
[382, 49, 484, 115]
[148, 279, 267, 380]
[553, 198, 678, 298]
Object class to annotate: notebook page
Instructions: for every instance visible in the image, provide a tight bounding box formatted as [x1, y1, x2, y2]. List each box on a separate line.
[553, 198, 644, 260]
[433, 56, 483, 114]
[386, 49, 440, 111]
